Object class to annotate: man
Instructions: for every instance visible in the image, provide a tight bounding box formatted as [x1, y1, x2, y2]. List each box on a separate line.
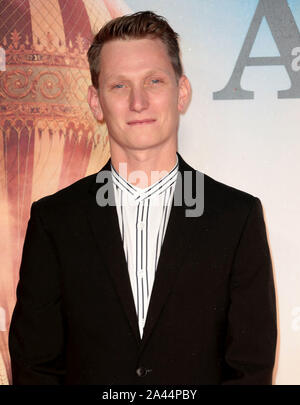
[9, 11, 277, 385]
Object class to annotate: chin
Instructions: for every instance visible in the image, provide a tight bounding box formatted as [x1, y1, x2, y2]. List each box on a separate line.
[112, 131, 173, 152]
[127, 142, 161, 151]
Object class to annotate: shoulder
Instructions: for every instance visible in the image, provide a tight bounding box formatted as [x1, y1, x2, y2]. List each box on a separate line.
[179, 153, 258, 210]
[196, 173, 265, 241]
[32, 159, 111, 212]
[179, 154, 260, 222]
[29, 158, 112, 222]
[204, 173, 258, 211]
[196, 175, 267, 241]
[30, 172, 98, 221]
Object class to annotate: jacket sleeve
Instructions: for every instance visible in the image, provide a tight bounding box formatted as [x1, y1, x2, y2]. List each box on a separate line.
[222, 197, 277, 385]
[9, 202, 65, 384]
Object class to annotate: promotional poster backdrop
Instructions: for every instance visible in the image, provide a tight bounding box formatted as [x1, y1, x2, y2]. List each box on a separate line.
[0, 0, 299, 385]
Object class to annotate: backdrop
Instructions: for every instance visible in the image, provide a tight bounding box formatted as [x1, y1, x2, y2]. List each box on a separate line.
[1, 0, 299, 385]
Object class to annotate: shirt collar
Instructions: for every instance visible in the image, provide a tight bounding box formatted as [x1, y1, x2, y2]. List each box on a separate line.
[111, 155, 178, 202]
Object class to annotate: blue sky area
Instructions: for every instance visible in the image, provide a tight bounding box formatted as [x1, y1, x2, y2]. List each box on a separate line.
[125, 0, 300, 57]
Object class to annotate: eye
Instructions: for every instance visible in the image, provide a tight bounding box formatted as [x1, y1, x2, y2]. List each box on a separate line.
[145, 77, 164, 87]
[150, 78, 163, 85]
[113, 83, 125, 89]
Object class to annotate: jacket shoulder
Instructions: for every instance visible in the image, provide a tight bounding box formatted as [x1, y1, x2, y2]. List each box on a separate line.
[32, 172, 98, 211]
[179, 153, 257, 210]
[203, 173, 259, 215]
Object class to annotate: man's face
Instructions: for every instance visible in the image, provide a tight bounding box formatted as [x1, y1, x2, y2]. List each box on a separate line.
[88, 37, 190, 153]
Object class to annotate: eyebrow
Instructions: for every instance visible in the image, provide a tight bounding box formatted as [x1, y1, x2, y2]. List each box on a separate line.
[102, 69, 172, 83]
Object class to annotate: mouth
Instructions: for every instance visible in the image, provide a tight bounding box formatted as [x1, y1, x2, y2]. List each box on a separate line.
[127, 119, 156, 126]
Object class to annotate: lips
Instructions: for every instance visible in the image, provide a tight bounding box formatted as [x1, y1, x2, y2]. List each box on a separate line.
[127, 119, 156, 126]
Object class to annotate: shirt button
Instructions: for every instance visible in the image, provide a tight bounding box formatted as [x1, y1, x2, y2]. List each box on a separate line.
[137, 221, 145, 230]
[137, 269, 144, 278]
[136, 366, 147, 377]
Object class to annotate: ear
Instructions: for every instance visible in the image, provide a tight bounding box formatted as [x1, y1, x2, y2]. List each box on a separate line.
[177, 75, 191, 114]
[87, 85, 104, 121]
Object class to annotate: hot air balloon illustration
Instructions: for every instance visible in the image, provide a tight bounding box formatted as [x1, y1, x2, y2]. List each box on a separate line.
[0, 0, 131, 384]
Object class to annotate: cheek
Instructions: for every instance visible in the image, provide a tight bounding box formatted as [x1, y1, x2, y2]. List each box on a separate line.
[152, 92, 178, 114]
[101, 98, 125, 121]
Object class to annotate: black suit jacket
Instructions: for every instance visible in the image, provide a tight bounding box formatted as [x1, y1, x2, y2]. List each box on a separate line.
[9, 153, 277, 385]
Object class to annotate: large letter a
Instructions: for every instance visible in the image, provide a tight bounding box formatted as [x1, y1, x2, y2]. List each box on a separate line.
[213, 0, 300, 100]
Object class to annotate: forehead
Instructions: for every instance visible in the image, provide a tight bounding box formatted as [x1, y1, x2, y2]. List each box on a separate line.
[98, 37, 175, 80]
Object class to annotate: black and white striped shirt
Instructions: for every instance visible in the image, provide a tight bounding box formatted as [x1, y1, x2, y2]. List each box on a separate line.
[111, 157, 179, 338]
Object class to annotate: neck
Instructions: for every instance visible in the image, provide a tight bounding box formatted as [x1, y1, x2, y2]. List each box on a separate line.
[110, 144, 177, 189]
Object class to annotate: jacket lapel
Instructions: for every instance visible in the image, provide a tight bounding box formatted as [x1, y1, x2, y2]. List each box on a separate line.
[139, 154, 205, 352]
[85, 154, 206, 351]
[85, 160, 141, 345]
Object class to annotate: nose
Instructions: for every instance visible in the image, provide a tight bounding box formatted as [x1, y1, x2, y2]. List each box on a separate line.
[129, 85, 149, 112]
